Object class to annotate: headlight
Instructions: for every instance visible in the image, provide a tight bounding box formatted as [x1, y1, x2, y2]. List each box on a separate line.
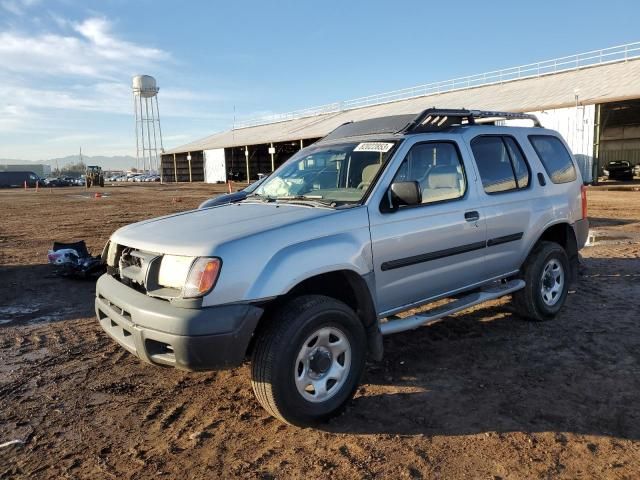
[158, 255, 222, 298]
[105, 241, 118, 267]
[182, 257, 222, 298]
[158, 255, 194, 289]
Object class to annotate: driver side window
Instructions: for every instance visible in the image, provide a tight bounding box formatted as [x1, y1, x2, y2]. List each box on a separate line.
[393, 142, 466, 204]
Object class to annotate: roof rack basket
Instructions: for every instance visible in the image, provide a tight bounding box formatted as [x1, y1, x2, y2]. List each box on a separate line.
[320, 108, 542, 142]
[406, 108, 541, 132]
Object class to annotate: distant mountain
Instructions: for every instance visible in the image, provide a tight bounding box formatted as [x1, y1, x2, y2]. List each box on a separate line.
[0, 155, 138, 171]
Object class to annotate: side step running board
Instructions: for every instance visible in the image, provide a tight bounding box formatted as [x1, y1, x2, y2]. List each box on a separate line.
[379, 279, 525, 336]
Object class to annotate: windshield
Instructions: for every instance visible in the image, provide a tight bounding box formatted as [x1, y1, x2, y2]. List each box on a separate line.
[244, 175, 268, 193]
[253, 140, 398, 205]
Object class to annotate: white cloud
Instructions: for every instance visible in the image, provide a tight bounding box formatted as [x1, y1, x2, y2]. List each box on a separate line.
[73, 17, 167, 64]
[0, 82, 231, 120]
[1, 0, 40, 16]
[46, 133, 103, 143]
[0, 14, 238, 159]
[0, 17, 168, 79]
[0, 102, 37, 132]
[0, 15, 172, 137]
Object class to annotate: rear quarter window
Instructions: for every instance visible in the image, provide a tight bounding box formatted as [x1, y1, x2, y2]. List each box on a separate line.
[529, 135, 577, 184]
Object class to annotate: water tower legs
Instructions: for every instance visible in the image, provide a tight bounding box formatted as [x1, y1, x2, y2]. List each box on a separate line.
[132, 75, 163, 173]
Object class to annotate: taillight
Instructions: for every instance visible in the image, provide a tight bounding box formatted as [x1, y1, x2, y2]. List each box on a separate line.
[581, 185, 588, 219]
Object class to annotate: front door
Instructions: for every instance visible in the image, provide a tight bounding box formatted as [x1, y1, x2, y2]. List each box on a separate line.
[368, 139, 488, 316]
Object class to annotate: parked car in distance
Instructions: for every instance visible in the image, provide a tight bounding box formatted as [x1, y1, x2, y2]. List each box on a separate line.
[43, 176, 69, 187]
[198, 175, 269, 209]
[604, 160, 634, 181]
[97, 109, 589, 426]
[0, 171, 41, 188]
[59, 176, 80, 186]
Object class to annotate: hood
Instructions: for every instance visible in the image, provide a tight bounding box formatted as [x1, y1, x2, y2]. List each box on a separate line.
[111, 202, 336, 256]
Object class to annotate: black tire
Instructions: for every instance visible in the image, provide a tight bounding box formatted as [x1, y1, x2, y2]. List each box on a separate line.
[251, 295, 366, 426]
[512, 241, 570, 322]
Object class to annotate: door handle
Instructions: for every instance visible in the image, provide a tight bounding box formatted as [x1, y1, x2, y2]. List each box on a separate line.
[465, 211, 480, 222]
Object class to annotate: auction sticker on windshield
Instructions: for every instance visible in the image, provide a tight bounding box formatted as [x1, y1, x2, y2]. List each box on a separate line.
[353, 142, 394, 153]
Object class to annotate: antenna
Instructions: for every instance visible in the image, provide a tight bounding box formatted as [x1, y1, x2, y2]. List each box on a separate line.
[132, 75, 163, 173]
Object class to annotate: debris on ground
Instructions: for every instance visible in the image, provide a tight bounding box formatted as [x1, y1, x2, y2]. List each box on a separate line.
[0, 440, 24, 449]
[47, 240, 105, 279]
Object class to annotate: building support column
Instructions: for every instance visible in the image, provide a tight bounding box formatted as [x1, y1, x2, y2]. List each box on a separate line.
[269, 142, 275, 172]
[592, 104, 601, 185]
[173, 153, 177, 183]
[187, 152, 192, 182]
[300, 139, 304, 150]
[245, 146, 250, 183]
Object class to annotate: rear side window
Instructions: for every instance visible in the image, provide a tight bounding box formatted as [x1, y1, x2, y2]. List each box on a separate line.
[504, 137, 530, 188]
[529, 135, 577, 183]
[470, 136, 530, 194]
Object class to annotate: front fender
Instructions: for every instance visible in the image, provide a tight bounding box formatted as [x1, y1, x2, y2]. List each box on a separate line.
[246, 232, 374, 301]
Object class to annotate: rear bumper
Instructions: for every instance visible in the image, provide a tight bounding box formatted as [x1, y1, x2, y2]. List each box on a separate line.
[95, 274, 263, 371]
[573, 217, 590, 250]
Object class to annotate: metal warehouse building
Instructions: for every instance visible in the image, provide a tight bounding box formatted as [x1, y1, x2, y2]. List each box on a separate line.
[162, 42, 640, 184]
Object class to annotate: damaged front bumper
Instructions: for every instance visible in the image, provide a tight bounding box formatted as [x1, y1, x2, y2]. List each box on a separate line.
[95, 274, 263, 371]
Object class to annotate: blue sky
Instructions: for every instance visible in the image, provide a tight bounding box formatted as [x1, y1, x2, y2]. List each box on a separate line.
[1, 0, 639, 160]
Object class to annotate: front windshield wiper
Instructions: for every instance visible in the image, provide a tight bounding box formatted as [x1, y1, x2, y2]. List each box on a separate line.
[244, 192, 276, 202]
[275, 195, 336, 208]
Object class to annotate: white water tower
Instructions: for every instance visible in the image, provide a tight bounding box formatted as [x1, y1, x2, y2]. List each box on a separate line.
[132, 75, 163, 172]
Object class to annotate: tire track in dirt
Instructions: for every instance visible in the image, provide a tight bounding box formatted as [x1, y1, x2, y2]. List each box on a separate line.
[143, 399, 165, 423]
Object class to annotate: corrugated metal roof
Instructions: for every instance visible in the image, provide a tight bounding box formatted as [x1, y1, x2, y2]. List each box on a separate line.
[165, 59, 640, 154]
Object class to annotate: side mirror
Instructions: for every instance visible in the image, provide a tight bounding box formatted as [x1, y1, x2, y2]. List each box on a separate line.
[389, 181, 421, 208]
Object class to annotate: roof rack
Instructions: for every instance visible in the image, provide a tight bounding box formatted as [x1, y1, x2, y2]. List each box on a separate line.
[406, 108, 541, 132]
[320, 114, 417, 142]
[320, 108, 541, 142]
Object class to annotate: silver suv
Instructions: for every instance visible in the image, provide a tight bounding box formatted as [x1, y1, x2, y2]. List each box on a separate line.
[96, 109, 589, 426]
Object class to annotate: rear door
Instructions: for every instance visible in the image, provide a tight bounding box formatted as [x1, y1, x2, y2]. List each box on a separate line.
[368, 136, 488, 316]
[466, 133, 534, 278]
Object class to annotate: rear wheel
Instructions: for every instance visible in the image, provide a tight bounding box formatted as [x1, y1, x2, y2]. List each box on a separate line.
[512, 241, 569, 321]
[251, 295, 366, 426]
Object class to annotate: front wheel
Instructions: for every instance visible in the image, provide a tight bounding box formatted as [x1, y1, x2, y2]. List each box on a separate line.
[251, 295, 366, 426]
[512, 241, 570, 321]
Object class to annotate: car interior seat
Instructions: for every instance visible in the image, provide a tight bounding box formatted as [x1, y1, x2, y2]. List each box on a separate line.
[421, 165, 464, 203]
[357, 163, 381, 189]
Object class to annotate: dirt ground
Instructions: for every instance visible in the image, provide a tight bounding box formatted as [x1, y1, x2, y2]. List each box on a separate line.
[1, 183, 639, 479]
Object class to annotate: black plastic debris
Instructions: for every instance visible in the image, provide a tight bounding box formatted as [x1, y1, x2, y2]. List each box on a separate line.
[47, 240, 105, 279]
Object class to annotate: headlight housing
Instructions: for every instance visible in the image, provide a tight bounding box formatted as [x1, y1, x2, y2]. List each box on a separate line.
[158, 255, 222, 298]
[182, 257, 222, 298]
